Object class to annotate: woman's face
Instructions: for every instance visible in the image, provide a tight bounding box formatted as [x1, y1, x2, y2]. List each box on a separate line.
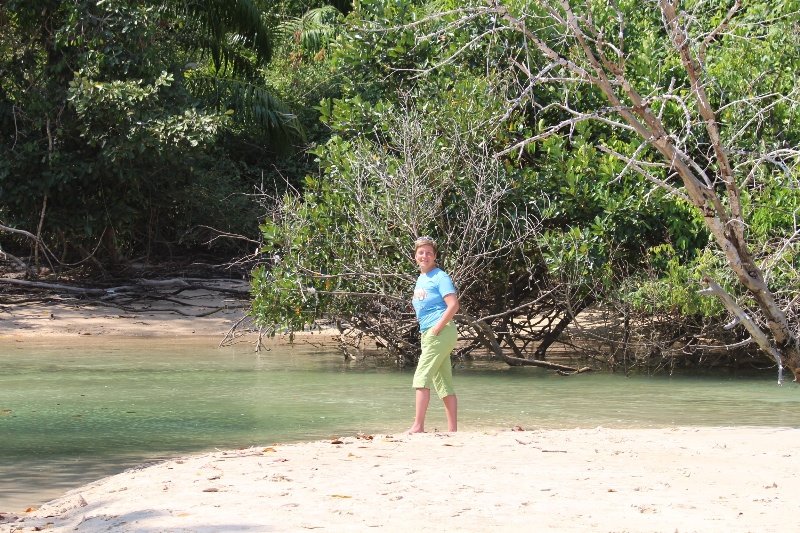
[415, 244, 437, 273]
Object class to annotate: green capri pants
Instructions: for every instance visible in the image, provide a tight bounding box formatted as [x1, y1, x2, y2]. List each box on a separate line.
[412, 321, 457, 399]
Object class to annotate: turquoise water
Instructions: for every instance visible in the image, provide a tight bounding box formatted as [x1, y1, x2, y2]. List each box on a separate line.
[1, 340, 798, 511]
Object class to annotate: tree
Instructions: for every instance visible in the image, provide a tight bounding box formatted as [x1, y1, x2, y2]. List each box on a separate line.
[0, 0, 308, 272]
[429, 0, 800, 381]
[249, 0, 714, 373]
[252, 97, 562, 367]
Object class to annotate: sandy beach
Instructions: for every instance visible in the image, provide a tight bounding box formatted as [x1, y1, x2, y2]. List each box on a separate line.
[4, 427, 799, 532]
[2, 283, 799, 532]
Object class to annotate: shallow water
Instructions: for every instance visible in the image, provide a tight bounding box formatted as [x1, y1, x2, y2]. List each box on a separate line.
[1, 340, 797, 511]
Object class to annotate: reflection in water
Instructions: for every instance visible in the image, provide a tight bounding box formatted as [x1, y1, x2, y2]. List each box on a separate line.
[1, 340, 797, 510]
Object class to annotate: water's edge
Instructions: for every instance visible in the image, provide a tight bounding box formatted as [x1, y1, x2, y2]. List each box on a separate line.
[1, 340, 796, 511]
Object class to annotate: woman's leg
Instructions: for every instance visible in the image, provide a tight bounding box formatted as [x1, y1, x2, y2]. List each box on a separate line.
[430, 323, 458, 432]
[410, 324, 457, 433]
[442, 394, 457, 432]
[408, 387, 431, 433]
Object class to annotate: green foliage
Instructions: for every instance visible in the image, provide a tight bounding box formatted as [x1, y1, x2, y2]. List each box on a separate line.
[184, 73, 305, 146]
[512, 120, 709, 306]
[0, 0, 318, 266]
[281, 5, 344, 53]
[177, 0, 276, 72]
[3, 0, 797, 365]
[324, 0, 460, 124]
[250, 0, 718, 338]
[703, 0, 800, 148]
[622, 245, 726, 317]
[68, 71, 224, 155]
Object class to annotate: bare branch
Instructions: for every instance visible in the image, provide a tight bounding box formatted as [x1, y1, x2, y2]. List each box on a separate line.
[698, 0, 742, 66]
[699, 277, 783, 383]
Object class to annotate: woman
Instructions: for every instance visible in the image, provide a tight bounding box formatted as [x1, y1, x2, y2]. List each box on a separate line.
[407, 236, 460, 433]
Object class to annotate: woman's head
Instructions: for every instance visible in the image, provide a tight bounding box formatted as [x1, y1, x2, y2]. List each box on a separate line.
[414, 236, 438, 255]
[414, 236, 438, 273]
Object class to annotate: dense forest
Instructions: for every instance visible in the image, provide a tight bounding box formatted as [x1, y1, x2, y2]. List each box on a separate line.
[1, 1, 799, 379]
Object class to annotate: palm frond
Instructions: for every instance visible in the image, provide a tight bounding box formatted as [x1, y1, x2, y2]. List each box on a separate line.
[281, 5, 342, 53]
[186, 74, 305, 150]
[174, 0, 275, 71]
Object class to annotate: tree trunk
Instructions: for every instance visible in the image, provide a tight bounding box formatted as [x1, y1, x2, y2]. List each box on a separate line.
[534, 296, 594, 359]
[458, 313, 590, 374]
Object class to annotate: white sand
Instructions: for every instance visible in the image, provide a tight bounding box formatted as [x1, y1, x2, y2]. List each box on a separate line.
[6, 427, 799, 532]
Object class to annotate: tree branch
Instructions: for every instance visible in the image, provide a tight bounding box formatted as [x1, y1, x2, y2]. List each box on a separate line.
[699, 278, 783, 383]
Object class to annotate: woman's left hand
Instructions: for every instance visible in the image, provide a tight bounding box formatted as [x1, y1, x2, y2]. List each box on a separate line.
[431, 293, 460, 337]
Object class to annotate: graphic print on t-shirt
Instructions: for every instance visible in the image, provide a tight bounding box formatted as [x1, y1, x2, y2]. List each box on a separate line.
[414, 288, 427, 300]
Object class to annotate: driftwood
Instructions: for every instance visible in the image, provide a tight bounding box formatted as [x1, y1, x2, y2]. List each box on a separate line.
[1, 278, 107, 296]
[0, 222, 56, 272]
[0, 277, 249, 296]
[0, 276, 250, 318]
[0, 248, 29, 272]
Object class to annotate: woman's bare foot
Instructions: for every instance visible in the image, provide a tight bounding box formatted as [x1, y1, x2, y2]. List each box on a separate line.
[406, 425, 425, 434]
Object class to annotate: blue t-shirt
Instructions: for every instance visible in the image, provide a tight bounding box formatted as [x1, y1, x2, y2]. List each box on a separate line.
[412, 268, 457, 332]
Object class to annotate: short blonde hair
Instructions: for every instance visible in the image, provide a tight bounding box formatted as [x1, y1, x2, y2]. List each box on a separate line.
[414, 236, 438, 255]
